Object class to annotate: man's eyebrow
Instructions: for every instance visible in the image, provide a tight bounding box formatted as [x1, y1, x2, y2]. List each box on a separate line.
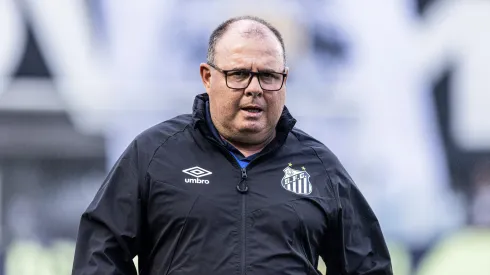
[258, 68, 282, 73]
[229, 66, 250, 71]
[226, 66, 283, 73]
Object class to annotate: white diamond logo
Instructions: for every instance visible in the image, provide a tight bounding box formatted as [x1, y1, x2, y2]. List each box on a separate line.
[182, 166, 212, 178]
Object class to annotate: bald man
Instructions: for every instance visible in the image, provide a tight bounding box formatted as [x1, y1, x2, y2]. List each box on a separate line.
[72, 16, 392, 275]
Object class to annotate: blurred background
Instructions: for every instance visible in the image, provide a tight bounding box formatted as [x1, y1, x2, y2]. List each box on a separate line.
[1, 0, 489, 274]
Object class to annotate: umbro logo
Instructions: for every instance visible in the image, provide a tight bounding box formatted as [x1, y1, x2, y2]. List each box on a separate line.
[182, 166, 212, 184]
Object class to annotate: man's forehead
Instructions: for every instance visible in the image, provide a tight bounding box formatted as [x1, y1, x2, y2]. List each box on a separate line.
[215, 44, 283, 69]
[214, 22, 284, 67]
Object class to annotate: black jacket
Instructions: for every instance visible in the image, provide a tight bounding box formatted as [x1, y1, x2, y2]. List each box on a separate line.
[72, 93, 392, 275]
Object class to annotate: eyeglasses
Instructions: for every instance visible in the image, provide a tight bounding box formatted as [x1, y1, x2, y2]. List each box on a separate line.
[207, 62, 287, 91]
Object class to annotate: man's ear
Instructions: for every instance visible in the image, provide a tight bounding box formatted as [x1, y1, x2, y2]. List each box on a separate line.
[200, 63, 212, 90]
[284, 67, 289, 82]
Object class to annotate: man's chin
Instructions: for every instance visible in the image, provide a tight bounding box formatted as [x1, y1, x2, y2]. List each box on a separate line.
[237, 124, 265, 134]
[234, 125, 273, 141]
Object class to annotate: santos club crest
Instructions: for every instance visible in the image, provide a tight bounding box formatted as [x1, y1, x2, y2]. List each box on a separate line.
[281, 165, 312, 195]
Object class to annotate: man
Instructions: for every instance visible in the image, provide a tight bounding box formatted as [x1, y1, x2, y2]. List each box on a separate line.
[71, 15, 392, 275]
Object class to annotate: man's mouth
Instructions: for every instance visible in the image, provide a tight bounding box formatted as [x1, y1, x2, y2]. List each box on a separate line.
[242, 107, 262, 113]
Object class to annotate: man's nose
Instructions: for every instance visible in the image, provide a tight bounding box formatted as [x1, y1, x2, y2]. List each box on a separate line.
[245, 75, 263, 97]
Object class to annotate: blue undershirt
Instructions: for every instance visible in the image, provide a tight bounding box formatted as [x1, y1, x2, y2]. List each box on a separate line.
[205, 102, 257, 168]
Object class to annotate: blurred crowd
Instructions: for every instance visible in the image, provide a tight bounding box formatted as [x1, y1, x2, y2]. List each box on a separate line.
[0, 0, 489, 274]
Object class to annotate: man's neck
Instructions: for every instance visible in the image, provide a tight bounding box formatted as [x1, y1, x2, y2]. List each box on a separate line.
[221, 133, 275, 158]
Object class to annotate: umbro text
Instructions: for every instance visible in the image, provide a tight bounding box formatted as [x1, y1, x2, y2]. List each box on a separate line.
[185, 178, 210, 184]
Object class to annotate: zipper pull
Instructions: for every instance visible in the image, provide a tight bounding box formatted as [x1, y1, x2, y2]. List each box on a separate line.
[237, 168, 248, 193]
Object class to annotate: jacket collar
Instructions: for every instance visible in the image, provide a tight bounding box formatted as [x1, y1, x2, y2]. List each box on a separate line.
[192, 93, 297, 148]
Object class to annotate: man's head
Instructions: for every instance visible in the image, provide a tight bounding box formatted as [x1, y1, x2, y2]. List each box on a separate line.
[200, 16, 289, 147]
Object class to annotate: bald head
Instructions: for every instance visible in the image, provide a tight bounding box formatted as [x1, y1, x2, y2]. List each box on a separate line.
[207, 16, 286, 65]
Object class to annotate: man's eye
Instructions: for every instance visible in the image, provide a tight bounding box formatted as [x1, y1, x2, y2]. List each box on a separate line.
[229, 71, 250, 80]
[261, 73, 274, 79]
[261, 73, 280, 80]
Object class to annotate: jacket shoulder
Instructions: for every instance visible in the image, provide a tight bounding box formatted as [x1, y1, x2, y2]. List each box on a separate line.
[134, 114, 193, 150]
[290, 127, 340, 168]
[120, 114, 193, 173]
[290, 127, 354, 187]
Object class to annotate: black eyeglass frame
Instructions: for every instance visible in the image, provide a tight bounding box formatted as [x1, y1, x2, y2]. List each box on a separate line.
[207, 62, 288, 91]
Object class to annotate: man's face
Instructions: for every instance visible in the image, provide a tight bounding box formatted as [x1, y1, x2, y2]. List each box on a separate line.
[200, 21, 288, 145]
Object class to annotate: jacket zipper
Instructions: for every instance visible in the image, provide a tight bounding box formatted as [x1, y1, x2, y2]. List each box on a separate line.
[205, 136, 272, 275]
[237, 168, 248, 275]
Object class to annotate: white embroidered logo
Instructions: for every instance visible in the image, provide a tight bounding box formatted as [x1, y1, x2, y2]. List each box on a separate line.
[281, 164, 312, 195]
[182, 166, 212, 184]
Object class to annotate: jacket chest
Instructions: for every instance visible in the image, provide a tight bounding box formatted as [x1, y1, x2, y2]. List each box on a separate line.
[147, 149, 331, 205]
[145, 151, 335, 237]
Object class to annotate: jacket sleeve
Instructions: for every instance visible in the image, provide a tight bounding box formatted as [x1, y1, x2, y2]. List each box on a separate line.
[72, 141, 142, 275]
[321, 160, 393, 275]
